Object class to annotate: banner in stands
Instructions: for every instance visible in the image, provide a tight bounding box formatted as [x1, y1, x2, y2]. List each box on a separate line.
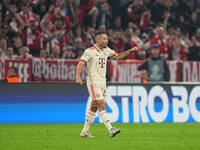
[109, 60, 179, 83]
[109, 60, 142, 83]
[0, 59, 200, 82]
[0, 83, 199, 123]
[182, 61, 200, 82]
[32, 58, 87, 82]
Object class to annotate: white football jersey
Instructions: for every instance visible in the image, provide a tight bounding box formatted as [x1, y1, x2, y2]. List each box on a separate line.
[80, 45, 115, 85]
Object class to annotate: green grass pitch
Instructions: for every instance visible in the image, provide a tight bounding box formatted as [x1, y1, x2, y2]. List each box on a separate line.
[0, 123, 199, 150]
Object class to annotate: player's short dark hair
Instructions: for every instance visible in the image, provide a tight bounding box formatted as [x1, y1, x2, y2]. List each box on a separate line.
[95, 31, 107, 37]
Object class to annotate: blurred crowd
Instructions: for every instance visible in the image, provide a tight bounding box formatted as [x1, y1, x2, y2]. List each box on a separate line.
[0, 0, 200, 61]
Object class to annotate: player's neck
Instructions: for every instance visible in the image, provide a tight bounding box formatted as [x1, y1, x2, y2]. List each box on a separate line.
[94, 44, 103, 51]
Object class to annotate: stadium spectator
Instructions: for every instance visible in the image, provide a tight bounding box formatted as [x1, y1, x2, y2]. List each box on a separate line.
[187, 36, 200, 61]
[0, 0, 200, 63]
[51, 15, 70, 52]
[109, 30, 130, 54]
[138, 44, 170, 82]
[47, 3, 72, 51]
[136, 50, 147, 60]
[124, 27, 136, 59]
[127, 27, 147, 61]
[188, 11, 200, 36]
[150, 24, 170, 59]
[73, 37, 84, 52]
[49, 45, 61, 59]
[0, 48, 5, 59]
[49, 6, 72, 32]
[41, 21, 56, 57]
[5, 4, 21, 38]
[39, 49, 47, 59]
[22, 17, 42, 56]
[169, 31, 189, 61]
[61, 45, 76, 59]
[140, 32, 151, 51]
[0, 38, 7, 53]
[83, 6, 99, 29]
[72, 24, 83, 39]
[131, 26, 143, 49]
[18, 46, 33, 60]
[84, 26, 96, 46]
[12, 37, 23, 55]
[98, 24, 106, 33]
[32, 0, 51, 19]
[65, 0, 78, 27]
[40, 5, 58, 57]
[6, 2, 42, 57]
[6, 66, 21, 83]
[18, 2, 38, 27]
[95, 0, 112, 29]
[52, 0, 68, 19]
[112, 16, 123, 32]
[5, 47, 17, 59]
[126, 0, 150, 29]
[78, 0, 94, 26]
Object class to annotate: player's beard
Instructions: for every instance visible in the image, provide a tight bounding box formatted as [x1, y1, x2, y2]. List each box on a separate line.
[100, 43, 107, 49]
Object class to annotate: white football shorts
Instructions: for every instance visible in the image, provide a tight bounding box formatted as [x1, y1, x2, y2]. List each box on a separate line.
[87, 83, 106, 100]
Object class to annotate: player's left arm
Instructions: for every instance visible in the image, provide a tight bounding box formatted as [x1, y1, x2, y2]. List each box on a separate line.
[76, 60, 86, 85]
[112, 47, 138, 60]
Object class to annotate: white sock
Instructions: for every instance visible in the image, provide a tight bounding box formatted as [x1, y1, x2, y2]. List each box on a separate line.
[99, 111, 113, 132]
[82, 111, 96, 133]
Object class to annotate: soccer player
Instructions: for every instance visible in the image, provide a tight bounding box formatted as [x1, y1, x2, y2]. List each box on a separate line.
[76, 31, 138, 138]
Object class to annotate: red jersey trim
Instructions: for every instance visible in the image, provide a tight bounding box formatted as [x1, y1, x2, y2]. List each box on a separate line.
[92, 45, 100, 52]
[80, 59, 87, 64]
[90, 84, 96, 100]
[88, 46, 96, 50]
[110, 52, 117, 58]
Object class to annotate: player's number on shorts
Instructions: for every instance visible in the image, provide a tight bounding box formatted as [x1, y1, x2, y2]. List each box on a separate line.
[103, 90, 106, 96]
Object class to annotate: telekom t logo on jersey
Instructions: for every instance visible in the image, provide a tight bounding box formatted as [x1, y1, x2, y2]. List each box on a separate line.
[99, 58, 105, 68]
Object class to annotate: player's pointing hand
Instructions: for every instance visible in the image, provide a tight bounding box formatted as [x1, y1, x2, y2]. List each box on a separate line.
[129, 47, 138, 52]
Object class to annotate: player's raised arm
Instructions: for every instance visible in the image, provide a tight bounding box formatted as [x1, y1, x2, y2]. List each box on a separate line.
[76, 60, 86, 85]
[112, 47, 138, 60]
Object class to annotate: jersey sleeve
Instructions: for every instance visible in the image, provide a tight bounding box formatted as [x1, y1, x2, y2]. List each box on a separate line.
[107, 48, 116, 57]
[80, 49, 92, 63]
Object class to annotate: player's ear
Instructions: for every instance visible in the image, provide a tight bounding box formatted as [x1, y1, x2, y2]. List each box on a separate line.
[95, 35, 100, 42]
